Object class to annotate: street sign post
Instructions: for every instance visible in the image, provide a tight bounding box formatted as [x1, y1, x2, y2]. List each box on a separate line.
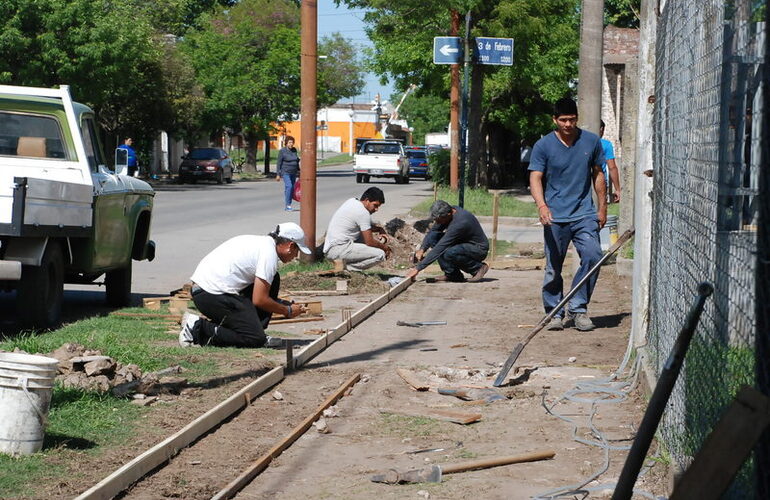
[474, 37, 514, 66]
[433, 37, 463, 64]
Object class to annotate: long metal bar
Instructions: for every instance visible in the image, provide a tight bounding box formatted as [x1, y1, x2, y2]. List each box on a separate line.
[612, 282, 714, 499]
[493, 228, 635, 387]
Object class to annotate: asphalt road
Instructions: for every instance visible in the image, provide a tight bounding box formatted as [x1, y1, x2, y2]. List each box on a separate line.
[133, 166, 432, 295]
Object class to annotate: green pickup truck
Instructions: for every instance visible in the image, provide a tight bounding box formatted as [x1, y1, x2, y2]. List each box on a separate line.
[0, 85, 156, 329]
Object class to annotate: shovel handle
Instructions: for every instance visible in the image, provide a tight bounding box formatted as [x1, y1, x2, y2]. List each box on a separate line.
[441, 450, 555, 475]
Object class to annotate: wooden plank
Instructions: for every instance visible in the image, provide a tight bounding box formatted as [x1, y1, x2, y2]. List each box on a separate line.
[211, 374, 361, 500]
[379, 408, 482, 425]
[670, 386, 770, 499]
[286, 290, 345, 296]
[75, 366, 285, 500]
[396, 368, 430, 391]
[269, 316, 324, 325]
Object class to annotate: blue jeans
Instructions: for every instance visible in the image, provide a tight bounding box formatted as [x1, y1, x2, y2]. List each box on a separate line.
[423, 229, 488, 279]
[282, 173, 297, 207]
[542, 217, 602, 316]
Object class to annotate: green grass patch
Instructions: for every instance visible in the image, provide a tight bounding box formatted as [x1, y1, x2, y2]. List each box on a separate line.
[318, 153, 352, 166]
[279, 259, 334, 275]
[413, 186, 539, 218]
[379, 413, 441, 438]
[0, 454, 65, 498]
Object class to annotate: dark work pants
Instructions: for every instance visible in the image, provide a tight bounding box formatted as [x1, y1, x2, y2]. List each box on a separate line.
[423, 229, 488, 279]
[191, 274, 281, 348]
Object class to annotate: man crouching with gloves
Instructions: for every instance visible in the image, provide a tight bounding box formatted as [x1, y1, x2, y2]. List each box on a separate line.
[179, 222, 311, 348]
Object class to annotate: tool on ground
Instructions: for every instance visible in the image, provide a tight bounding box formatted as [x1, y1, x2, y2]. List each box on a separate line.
[612, 282, 713, 500]
[370, 450, 556, 484]
[493, 228, 635, 387]
[396, 320, 447, 328]
[438, 387, 507, 403]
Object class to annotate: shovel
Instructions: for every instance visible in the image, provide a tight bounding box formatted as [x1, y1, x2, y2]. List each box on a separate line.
[370, 450, 555, 484]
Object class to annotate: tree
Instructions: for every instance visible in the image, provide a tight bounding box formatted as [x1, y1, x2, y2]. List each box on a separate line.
[397, 92, 450, 144]
[181, 0, 364, 170]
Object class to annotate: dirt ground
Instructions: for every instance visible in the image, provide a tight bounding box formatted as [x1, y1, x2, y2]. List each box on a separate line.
[28, 224, 669, 500]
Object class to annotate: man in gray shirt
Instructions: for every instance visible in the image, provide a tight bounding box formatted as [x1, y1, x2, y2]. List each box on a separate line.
[405, 200, 489, 282]
[323, 187, 391, 271]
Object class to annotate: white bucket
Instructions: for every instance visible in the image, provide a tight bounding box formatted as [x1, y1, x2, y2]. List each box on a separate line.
[0, 352, 59, 456]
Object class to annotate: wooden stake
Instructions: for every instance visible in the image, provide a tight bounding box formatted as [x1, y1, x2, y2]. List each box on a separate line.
[491, 191, 500, 262]
[211, 374, 361, 500]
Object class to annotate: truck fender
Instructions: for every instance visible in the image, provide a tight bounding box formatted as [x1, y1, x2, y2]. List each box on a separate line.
[3, 237, 73, 267]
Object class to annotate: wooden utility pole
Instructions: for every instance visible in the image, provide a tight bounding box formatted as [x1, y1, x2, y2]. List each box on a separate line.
[449, 10, 461, 190]
[300, 0, 318, 259]
[577, 0, 604, 134]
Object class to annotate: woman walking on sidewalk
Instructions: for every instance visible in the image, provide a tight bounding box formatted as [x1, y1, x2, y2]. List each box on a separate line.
[276, 136, 300, 211]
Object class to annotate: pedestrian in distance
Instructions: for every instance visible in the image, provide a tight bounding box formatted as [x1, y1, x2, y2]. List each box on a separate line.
[529, 97, 606, 332]
[404, 199, 489, 283]
[178, 222, 311, 348]
[117, 137, 138, 177]
[323, 187, 391, 271]
[600, 120, 621, 203]
[276, 136, 300, 211]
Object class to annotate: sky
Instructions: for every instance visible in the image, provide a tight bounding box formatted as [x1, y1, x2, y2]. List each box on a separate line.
[316, 3, 397, 105]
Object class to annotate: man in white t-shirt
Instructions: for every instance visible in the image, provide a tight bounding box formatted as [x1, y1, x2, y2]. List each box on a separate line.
[323, 187, 391, 271]
[179, 222, 312, 348]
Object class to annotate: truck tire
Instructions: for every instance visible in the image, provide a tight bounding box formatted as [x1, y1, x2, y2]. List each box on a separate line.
[356, 174, 363, 184]
[17, 242, 64, 329]
[363, 174, 370, 183]
[105, 260, 132, 307]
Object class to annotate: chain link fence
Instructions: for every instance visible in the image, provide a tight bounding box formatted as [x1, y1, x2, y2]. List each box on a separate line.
[647, 0, 767, 496]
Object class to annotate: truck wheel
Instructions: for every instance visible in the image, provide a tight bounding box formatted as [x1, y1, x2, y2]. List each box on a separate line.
[363, 174, 371, 183]
[105, 260, 132, 307]
[402, 174, 410, 184]
[356, 174, 363, 184]
[17, 243, 64, 329]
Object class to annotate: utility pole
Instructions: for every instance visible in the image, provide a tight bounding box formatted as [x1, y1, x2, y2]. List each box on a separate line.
[458, 11, 471, 208]
[577, 0, 604, 134]
[449, 10, 461, 191]
[300, 0, 317, 260]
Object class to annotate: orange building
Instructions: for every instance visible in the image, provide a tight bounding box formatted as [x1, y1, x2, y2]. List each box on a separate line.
[271, 103, 384, 154]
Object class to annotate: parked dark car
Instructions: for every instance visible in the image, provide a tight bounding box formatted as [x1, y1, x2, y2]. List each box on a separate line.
[178, 147, 233, 184]
[405, 146, 430, 179]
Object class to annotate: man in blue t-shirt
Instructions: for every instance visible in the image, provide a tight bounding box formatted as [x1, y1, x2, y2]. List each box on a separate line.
[528, 97, 607, 331]
[600, 120, 621, 203]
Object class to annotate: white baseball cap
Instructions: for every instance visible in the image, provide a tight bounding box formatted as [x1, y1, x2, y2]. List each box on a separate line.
[276, 222, 312, 254]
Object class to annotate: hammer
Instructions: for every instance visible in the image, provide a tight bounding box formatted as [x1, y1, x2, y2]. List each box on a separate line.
[370, 450, 555, 484]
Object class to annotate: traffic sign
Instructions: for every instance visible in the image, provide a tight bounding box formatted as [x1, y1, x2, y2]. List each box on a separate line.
[474, 37, 514, 66]
[433, 37, 463, 64]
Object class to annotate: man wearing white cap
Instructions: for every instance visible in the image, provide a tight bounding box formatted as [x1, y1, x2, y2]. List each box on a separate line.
[179, 222, 311, 348]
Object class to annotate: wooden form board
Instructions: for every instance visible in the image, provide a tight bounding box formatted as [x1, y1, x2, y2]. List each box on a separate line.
[292, 277, 413, 368]
[74, 366, 285, 500]
[211, 374, 361, 500]
[670, 386, 770, 499]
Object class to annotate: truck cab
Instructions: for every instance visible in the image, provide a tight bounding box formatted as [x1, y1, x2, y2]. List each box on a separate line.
[353, 140, 410, 184]
[0, 85, 155, 328]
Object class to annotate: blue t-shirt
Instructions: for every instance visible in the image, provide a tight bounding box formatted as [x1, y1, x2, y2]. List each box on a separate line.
[600, 138, 614, 184]
[529, 129, 604, 223]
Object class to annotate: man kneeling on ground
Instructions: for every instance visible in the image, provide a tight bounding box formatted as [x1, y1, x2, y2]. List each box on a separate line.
[405, 200, 489, 283]
[323, 187, 391, 271]
[179, 222, 311, 348]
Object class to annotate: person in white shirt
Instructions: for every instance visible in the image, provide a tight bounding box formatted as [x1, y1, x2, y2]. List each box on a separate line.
[179, 222, 311, 348]
[323, 187, 391, 271]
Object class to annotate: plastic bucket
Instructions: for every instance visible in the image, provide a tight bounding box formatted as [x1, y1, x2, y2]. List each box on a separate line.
[606, 215, 619, 246]
[0, 352, 59, 456]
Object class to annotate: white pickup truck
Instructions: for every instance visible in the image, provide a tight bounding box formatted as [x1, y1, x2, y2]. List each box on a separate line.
[353, 140, 410, 184]
[0, 85, 156, 328]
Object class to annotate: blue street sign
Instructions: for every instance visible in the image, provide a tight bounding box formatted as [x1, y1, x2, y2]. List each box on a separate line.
[433, 37, 463, 65]
[474, 37, 514, 66]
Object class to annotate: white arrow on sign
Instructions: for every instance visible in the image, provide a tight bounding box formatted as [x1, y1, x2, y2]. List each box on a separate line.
[439, 44, 459, 56]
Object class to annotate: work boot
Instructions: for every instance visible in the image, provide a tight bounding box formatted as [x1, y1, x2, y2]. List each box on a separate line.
[572, 312, 596, 331]
[178, 311, 199, 347]
[546, 317, 564, 331]
[467, 262, 489, 283]
[433, 273, 466, 283]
